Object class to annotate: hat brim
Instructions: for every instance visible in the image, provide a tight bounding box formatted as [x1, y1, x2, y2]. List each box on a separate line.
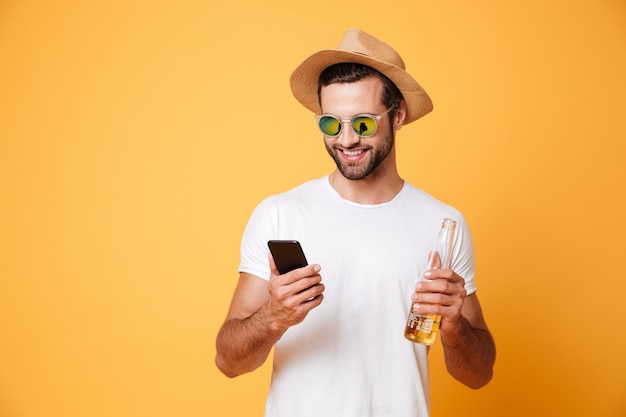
[290, 49, 433, 124]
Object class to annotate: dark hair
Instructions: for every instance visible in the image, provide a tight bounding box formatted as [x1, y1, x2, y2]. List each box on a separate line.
[317, 63, 404, 118]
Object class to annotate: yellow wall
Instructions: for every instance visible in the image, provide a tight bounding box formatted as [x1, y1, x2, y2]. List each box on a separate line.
[1, 1, 625, 416]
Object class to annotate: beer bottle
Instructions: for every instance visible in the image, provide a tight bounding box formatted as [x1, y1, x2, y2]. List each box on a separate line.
[404, 218, 457, 345]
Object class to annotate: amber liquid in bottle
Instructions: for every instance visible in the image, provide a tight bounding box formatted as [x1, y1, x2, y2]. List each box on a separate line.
[404, 218, 457, 345]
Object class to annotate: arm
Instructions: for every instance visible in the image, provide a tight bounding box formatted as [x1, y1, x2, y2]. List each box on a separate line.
[411, 270, 495, 389]
[215, 256, 324, 378]
[439, 292, 495, 389]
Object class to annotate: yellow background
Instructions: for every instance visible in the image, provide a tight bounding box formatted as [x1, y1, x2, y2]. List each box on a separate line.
[1, 0, 625, 416]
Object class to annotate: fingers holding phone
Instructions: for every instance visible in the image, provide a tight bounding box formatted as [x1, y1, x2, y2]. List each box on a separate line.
[268, 240, 324, 311]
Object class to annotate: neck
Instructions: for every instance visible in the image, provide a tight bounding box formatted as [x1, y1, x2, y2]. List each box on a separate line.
[329, 169, 404, 205]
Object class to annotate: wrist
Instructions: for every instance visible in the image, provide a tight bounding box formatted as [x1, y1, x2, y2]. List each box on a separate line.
[439, 315, 470, 347]
[258, 302, 290, 337]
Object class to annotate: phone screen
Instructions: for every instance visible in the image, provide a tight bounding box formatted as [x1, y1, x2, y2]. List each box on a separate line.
[267, 240, 308, 274]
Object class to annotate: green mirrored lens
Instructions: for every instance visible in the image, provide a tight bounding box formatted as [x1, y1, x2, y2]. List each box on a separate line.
[319, 116, 341, 136]
[352, 116, 376, 137]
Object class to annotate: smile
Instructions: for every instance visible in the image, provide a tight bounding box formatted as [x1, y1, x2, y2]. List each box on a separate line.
[342, 149, 364, 157]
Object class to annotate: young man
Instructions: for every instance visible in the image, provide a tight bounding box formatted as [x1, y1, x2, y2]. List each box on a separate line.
[215, 28, 495, 417]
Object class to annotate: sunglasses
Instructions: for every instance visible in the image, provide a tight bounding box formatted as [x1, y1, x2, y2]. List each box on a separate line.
[314, 107, 393, 138]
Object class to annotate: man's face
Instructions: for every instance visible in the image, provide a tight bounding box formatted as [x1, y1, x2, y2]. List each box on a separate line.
[319, 77, 396, 181]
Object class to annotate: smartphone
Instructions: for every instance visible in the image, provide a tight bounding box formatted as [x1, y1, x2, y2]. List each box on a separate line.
[267, 240, 308, 274]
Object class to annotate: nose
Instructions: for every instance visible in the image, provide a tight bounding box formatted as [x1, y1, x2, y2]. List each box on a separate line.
[335, 121, 361, 147]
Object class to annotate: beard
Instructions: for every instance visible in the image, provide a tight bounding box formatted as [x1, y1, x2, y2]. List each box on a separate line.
[325, 131, 395, 181]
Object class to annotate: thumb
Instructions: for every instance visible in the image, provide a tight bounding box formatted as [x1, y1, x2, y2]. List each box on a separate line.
[427, 250, 442, 269]
[268, 252, 280, 276]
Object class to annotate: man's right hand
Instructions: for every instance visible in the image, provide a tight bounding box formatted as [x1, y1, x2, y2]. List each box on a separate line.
[266, 254, 324, 331]
[215, 256, 324, 378]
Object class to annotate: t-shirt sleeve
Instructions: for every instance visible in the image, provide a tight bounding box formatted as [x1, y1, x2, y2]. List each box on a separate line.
[238, 198, 277, 281]
[451, 215, 477, 295]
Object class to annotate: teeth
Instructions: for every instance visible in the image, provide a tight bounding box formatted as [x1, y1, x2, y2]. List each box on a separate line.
[343, 150, 363, 156]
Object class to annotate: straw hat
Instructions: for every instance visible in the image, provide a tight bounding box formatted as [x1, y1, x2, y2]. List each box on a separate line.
[290, 28, 433, 124]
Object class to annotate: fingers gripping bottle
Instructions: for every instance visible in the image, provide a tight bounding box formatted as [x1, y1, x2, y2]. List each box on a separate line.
[404, 218, 457, 345]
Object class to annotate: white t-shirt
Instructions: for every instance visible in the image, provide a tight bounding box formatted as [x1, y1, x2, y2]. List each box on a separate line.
[239, 176, 476, 417]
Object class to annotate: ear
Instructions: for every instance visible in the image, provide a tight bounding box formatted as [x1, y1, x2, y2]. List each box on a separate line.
[393, 100, 408, 131]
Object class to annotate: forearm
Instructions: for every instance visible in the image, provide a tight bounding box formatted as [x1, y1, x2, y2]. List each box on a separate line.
[440, 316, 496, 389]
[215, 305, 285, 378]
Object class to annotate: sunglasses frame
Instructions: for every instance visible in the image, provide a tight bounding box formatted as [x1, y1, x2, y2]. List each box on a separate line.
[314, 107, 393, 138]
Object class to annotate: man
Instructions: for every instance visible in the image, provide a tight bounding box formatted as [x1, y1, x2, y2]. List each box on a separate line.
[215, 28, 495, 416]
